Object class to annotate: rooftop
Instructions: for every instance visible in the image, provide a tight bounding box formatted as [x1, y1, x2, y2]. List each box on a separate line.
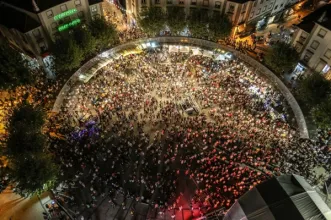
[297, 4, 331, 33]
[0, 4, 40, 33]
[1, 0, 71, 13]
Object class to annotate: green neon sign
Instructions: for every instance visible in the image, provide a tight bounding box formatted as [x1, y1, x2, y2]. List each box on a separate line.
[58, 19, 81, 32]
[54, 9, 77, 21]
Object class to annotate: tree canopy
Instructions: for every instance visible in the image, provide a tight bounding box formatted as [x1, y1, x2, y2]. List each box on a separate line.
[4, 103, 59, 196]
[0, 40, 33, 89]
[264, 42, 300, 75]
[89, 17, 119, 50]
[51, 38, 84, 73]
[72, 26, 97, 57]
[166, 7, 187, 35]
[209, 13, 232, 41]
[296, 72, 331, 107]
[10, 153, 59, 196]
[311, 99, 331, 129]
[188, 9, 209, 38]
[138, 6, 166, 36]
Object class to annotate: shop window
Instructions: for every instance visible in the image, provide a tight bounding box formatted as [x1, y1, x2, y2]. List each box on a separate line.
[324, 49, 331, 59]
[310, 40, 320, 50]
[318, 28, 327, 38]
[191, 0, 197, 6]
[60, 4, 67, 12]
[215, 1, 221, 9]
[75, 0, 81, 6]
[46, 10, 53, 18]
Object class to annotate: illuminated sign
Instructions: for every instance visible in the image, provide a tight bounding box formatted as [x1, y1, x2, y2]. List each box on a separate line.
[58, 19, 81, 32]
[54, 9, 77, 21]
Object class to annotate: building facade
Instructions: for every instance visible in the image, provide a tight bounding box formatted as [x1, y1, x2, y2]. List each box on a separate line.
[0, 0, 104, 65]
[291, 4, 331, 79]
[126, 0, 301, 27]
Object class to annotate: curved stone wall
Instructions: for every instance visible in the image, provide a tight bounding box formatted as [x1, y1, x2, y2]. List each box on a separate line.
[52, 37, 309, 138]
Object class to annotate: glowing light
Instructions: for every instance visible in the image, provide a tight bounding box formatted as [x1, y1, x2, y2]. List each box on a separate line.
[54, 9, 78, 21]
[58, 19, 81, 32]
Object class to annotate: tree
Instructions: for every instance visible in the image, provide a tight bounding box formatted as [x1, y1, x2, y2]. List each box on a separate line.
[72, 26, 97, 57]
[6, 103, 46, 157]
[188, 9, 209, 38]
[138, 6, 166, 36]
[51, 38, 84, 73]
[89, 17, 119, 50]
[9, 153, 59, 196]
[264, 42, 300, 75]
[296, 72, 331, 107]
[209, 13, 232, 41]
[311, 99, 331, 129]
[166, 7, 186, 35]
[0, 40, 33, 89]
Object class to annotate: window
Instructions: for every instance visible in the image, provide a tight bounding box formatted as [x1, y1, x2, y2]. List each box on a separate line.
[242, 3, 247, 12]
[155, 0, 160, 4]
[203, 0, 208, 6]
[142, 0, 146, 4]
[215, 1, 221, 9]
[51, 22, 57, 30]
[46, 10, 53, 18]
[256, 8, 261, 15]
[318, 28, 327, 38]
[167, 0, 172, 4]
[179, 0, 184, 4]
[74, 0, 81, 6]
[324, 49, 331, 59]
[191, 0, 197, 5]
[310, 40, 320, 50]
[91, 5, 97, 13]
[303, 50, 313, 63]
[78, 11, 84, 18]
[280, 3, 283, 7]
[32, 29, 40, 37]
[228, 4, 235, 13]
[60, 4, 67, 12]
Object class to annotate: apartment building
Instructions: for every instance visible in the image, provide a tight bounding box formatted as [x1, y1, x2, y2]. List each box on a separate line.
[126, 0, 300, 27]
[292, 4, 331, 79]
[0, 0, 104, 65]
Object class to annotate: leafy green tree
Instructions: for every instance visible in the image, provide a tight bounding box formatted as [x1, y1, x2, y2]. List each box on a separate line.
[89, 17, 119, 50]
[6, 103, 46, 157]
[72, 26, 97, 57]
[296, 72, 331, 107]
[0, 40, 33, 89]
[138, 6, 166, 36]
[209, 13, 232, 41]
[311, 99, 331, 129]
[166, 7, 186, 35]
[51, 38, 84, 72]
[188, 9, 209, 38]
[264, 42, 300, 74]
[10, 153, 59, 196]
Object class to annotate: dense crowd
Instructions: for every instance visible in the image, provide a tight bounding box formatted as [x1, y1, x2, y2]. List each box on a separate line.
[44, 46, 331, 219]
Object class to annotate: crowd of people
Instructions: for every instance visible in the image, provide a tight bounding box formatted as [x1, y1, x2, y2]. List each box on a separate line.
[45, 46, 331, 219]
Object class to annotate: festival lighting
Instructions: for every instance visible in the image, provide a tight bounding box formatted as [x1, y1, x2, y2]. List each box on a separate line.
[58, 19, 81, 32]
[54, 9, 78, 21]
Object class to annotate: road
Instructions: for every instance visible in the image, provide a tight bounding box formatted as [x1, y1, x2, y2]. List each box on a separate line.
[0, 187, 51, 220]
